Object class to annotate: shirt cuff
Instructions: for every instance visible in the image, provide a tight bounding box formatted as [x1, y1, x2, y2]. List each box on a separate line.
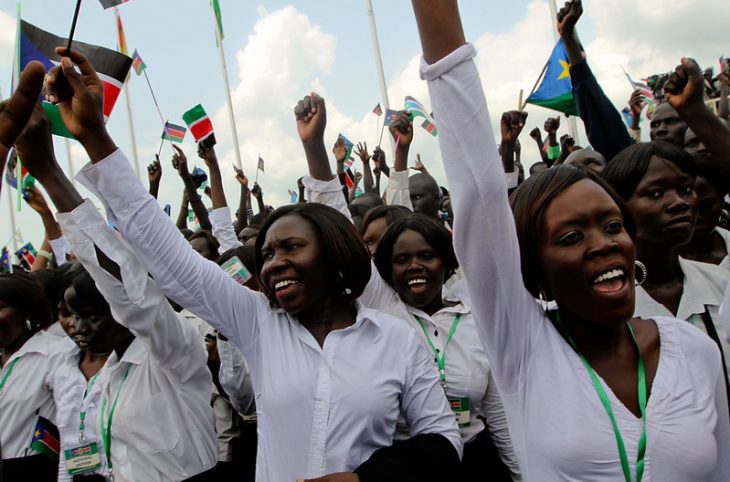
[385, 170, 409, 190]
[420, 44, 477, 81]
[504, 171, 519, 189]
[49, 236, 72, 264]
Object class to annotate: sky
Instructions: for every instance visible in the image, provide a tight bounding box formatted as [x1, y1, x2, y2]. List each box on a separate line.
[1, 0, 728, 253]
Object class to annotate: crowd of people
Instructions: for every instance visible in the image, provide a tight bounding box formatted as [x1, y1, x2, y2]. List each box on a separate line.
[1, 0, 729, 481]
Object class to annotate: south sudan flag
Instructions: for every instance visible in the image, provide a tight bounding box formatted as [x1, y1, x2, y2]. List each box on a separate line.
[29, 416, 60, 462]
[18, 20, 132, 138]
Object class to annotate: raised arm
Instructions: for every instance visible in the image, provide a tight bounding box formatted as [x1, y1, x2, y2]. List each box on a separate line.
[42, 47, 267, 354]
[718, 71, 729, 121]
[235, 167, 251, 232]
[664, 58, 730, 172]
[383, 111, 414, 208]
[412, 0, 540, 391]
[557, 0, 633, 160]
[198, 143, 240, 253]
[356, 142, 375, 194]
[172, 145, 213, 231]
[147, 156, 162, 199]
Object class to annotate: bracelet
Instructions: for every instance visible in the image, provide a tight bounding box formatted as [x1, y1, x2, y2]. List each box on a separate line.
[38, 250, 53, 261]
[189, 197, 202, 203]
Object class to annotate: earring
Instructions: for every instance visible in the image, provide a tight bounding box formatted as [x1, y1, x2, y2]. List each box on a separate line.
[634, 260, 647, 286]
[25, 319, 32, 331]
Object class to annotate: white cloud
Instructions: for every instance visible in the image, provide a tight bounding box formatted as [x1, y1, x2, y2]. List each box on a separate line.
[0, 10, 15, 70]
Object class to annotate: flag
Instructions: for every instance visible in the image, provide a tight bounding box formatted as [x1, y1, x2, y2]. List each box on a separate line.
[212, 0, 224, 39]
[337, 133, 354, 161]
[29, 416, 60, 461]
[16, 242, 37, 268]
[191, 166, 208, 189]
[161, 122, 186, 143]
[182, 104, 215, 143]
[99, 0, 130, 9]
[404, 96, 438, 136]
[622, 68, 655, 102]
[525, 40, 577, 116]
[131, 49, 146, 75]
[621, 107, 636, 128]
[383, 109, 398, 127]
[115, 8, 128, 56]
[372, 103, 383, 116]
[0, 247, 12, 273]
[720, 56, 729, 75]
[257, 156, 265, 173]
[4, 150, 35, 192]
[288, 189, 298, 204]
[18, 20, 132, 138]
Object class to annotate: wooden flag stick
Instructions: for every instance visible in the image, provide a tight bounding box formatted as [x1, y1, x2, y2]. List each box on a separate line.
[65, 0, 83, 55]
[521, 60, 549, 111]
[518, 89, 524, 111]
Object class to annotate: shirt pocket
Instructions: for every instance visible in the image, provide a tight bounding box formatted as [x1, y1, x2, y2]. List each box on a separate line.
[114, 391, 181, 454]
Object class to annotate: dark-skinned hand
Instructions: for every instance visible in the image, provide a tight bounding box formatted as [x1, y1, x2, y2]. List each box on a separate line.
[628, 90, 645, 117]
[560, 134, 575, 151]
[299, 473, 360, 482]
[14, 102, 58, 183]
[372, 146, 385, 168]
[171, 145, 189, 177]
[355, 142, 370, 162]
[251, 182, 262, 199]
[147, 156, 162, 185]
[333, 137, 348, 163]
[501, 110, 528, 144]
[529, 127, 542, 141]
[24, 185, 51, 214]
[664, 58, 705, 112]
[0, 61, 45, 165]
[556, 0, 583, 38]
[294, 93, 327, 144]
[197, 142, 218, 168]
[411, 153, 426, 172]
[297, 176, 305, 190]
[234, 167, 248, 187]
[389, 110, 414, 148]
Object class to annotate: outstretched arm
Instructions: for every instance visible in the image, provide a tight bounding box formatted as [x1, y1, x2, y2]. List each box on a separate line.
[665, 58, 730, 172]
[172, 145, 212, 231]
[558, 0, 633, 160]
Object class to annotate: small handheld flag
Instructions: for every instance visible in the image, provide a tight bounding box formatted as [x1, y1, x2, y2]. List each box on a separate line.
[16, 242, 37, 268]
[288, 189, 298, 204]
[212, 0, 224, 39]
[721, 56, 729, 75]
[18, 20, 133, 138]
[99, 0, 130, 9]
[337, 134, 354, 161]
[191, 167, 208, 190]
[257, 156, 265, 173]
[0, 247, 12, 273]
[383, 109, 398, 127]
[161, 122, 186, 143]
[372, 103, 383, 116]
[525, 40, 577, 116]
[29, 416, 60, 462]
[132, 49, 146, 75]
[4, 150, 35, 192]
[404, 96, 438, 137]
[115, 7, 128, 56]
[182, 104, 215, 144]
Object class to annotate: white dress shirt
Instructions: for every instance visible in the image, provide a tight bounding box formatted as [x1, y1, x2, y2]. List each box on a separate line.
[0, 331, 65, 458]
[57, 200, 218, 482]
[74, 149, 462, 481]
[52, 345, 107, 481]
[217, 337, 255, 415]
[635, 257, 729, 371]
[715, 227, 730, 271]
[209, 206, 242, 254]
[424, 43, 730, 481]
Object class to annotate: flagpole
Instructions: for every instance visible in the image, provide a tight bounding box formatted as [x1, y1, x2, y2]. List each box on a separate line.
[547, 0, 579, 143]
[122, 81, 141, 177]
[365, 0, 395, 153]
[521, 60, 549, 111]
[64, 138, 76, 187]
[211, 4, 243, 172]
[5, 187, 19, 253]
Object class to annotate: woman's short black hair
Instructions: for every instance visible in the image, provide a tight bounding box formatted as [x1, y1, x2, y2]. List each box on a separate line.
[373, 214, 459, 286]
[0, 272, 53, 332]
[31, 262, 85, 310]
[509, 165, 636, 299]
[188, 229, 220, 253]
[69, 267, 111, 314]
[603, 141, 696, 201]
[254, 203, 371, 306]
[359, 205, 413, 236]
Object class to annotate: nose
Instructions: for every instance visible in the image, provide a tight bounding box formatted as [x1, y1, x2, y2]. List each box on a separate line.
[666, 190, 691, 213]
[74, 316, 91, 336]
[586, 230, 619, 259]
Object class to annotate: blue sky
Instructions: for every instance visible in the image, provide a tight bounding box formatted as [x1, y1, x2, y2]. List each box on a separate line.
[1, 0, 727, 252]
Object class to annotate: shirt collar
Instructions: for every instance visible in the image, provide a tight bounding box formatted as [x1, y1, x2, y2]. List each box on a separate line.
[676, 257, 728, 319]
[105, 337, 145, 368]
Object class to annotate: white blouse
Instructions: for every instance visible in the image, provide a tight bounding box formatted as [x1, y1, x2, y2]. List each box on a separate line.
[73, 150, 462, 482]
[0, 331, 65, 458]
[424, 43, 730, 481]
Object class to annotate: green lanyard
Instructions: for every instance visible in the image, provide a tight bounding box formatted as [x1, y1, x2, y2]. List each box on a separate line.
[100, 364, 131, 478]
[415, 313, 462, 391]
[557, 313, 647, 482]
[78, 373, 99, 442]
[0, 357, 19, 392]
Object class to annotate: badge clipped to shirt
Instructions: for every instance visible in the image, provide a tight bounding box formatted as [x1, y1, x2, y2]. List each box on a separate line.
[448, 396, 471, 427]
[221, 256, 252, 286]
[64, 441, 102, 475]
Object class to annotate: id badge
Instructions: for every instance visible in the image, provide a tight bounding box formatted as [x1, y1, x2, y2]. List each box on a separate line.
[448, 396, 471, 427]
[65, 441, 102, 475]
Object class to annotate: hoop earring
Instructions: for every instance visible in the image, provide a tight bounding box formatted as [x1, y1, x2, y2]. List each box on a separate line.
[634, 260, 647, 286]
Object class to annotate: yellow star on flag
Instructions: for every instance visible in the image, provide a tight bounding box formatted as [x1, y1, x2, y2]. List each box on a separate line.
[557, 59, 571, 80]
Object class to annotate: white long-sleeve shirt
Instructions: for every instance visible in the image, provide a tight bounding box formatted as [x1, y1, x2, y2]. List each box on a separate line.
[209, 206, 242, 254]
[0, 331, 65, 459]
[75, 149, 462, 481]
[217, 337, 255, 415]
[52, 346, 107, 482]
[57, 200, 218, 482]
[425, 43, 730, 481]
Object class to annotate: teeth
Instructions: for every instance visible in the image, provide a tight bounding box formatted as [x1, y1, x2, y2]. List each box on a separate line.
[593, 269, 624, 284]
[274, 280, 299, 290]
[408, 278, 427, 286]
